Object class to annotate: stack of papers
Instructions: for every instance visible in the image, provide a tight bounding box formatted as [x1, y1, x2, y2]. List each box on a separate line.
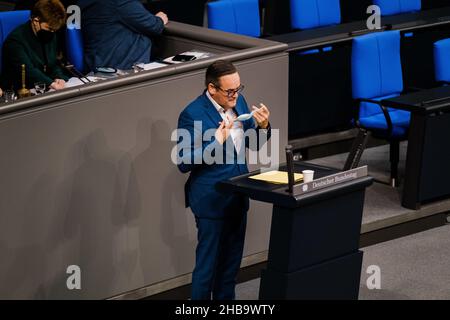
[142, 62, 167, 70]
[133, 62, 168, 71]
[249, 170, 303, 184]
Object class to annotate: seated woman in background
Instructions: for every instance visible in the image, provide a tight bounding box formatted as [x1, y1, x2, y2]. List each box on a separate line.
[2, 0, 69, 91]
[14, 0, 76, 63]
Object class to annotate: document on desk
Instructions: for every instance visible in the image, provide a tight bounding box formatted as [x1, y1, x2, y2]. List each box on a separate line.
[65, 76, 99, 88]
[249, 170, 303, 184]
[142, 62, 167, 70]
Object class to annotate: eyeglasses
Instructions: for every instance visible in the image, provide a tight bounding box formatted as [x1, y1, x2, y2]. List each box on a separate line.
[214, 84, 245, 98]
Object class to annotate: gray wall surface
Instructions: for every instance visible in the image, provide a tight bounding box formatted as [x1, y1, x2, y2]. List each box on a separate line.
[0, 26, 288, 298]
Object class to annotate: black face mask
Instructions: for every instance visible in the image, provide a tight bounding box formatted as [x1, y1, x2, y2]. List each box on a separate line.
[36, 29, 55, 44]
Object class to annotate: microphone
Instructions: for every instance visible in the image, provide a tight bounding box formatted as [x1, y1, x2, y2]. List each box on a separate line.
[65, 64, 92, 84]
[285, 145, 295, 194]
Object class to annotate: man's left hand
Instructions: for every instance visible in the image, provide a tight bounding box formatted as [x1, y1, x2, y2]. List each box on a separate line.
[252, 103, 270, 129]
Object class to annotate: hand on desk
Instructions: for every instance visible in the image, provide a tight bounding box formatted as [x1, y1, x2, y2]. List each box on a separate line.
[252, 103, 270, 129]
[50, 79, 66, 90]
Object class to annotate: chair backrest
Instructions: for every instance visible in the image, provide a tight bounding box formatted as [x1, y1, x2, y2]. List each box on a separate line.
[373, 0, 421, 16]
[0, 10, 30, 72]
[66, 27, 84, 73]
[352, 31, 403, 117]
[207, 0, 261, 37]
[290, 0, 341, 30]
[434, 38, 450, 83]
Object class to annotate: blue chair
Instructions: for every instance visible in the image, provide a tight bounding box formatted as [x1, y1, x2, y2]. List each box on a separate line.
[65, 27, 85, 73]
[346, 31, 410, 186]
[207, 0, 261, 37]
[434, 38, 450, 84]
[0, 10, 30, 72]
[290, 0, 341, 30]
[373, 0, 421, 16]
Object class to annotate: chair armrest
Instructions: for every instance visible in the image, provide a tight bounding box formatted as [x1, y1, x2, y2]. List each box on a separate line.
[355, 98, 393, 136]
[356, 97, 383, 105]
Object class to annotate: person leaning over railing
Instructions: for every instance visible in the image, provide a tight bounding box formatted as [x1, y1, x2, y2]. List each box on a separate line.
[2, 0, 69, 91]
[78, 0, 168, 72]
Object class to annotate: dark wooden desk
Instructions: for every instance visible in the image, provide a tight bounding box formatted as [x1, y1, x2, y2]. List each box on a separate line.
[218, 162, 373, 299]
[268, 6, 450, 51]
[382, 86, 450, 209]
[262, 0, 450, 35]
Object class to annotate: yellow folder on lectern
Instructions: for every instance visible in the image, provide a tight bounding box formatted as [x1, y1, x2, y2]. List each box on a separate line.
[249, 170, 303, 184]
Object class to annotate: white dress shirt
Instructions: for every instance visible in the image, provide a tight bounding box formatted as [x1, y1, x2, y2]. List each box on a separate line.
[206, 91, 244, 153]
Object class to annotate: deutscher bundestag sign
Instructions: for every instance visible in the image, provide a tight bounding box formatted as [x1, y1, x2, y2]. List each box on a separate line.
[293, 166, 368, 196]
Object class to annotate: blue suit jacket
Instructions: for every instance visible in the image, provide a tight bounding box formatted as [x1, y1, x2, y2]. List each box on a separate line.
[78, 0, 164, 71]
[177, 92, 270, 219]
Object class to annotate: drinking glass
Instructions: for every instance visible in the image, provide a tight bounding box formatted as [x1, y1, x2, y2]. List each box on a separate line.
[34, 82, 46, 95]
[3, 90, 16, 103]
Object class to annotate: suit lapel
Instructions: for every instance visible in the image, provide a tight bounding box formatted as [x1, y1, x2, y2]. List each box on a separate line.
[201, 93, 223, 128]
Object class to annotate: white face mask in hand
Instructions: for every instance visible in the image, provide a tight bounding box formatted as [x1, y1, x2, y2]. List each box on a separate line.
[235, 111, 255, 121]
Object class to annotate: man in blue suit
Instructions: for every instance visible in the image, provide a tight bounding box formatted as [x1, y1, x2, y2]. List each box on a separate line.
[78, 0, 168, 71]
[176, 60, 271, 300]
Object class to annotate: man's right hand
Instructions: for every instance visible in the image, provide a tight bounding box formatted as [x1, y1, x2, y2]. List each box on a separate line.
[215, 118, 234, 145]
[156, 12, 169, 25]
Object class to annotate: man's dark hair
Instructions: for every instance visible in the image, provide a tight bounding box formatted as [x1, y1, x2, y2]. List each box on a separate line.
[205, 60, 237, 87]
[31, 0, 66, 31]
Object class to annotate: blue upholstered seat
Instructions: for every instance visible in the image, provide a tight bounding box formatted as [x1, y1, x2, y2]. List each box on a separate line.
[0, 10, 30, 72]
[373, 0, 421, 16]
[352, 30, 410, 138]
[290, 0, 341, 30]
[359, 110, 410, 137]
[346, 30, 409, 185]
[347, 30, 411, 186]
[207, 0, 261, 37]
[434, 38, 450, 84]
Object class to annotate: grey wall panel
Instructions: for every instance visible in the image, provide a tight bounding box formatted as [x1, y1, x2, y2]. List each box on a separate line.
[0, 53, 288, 299]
